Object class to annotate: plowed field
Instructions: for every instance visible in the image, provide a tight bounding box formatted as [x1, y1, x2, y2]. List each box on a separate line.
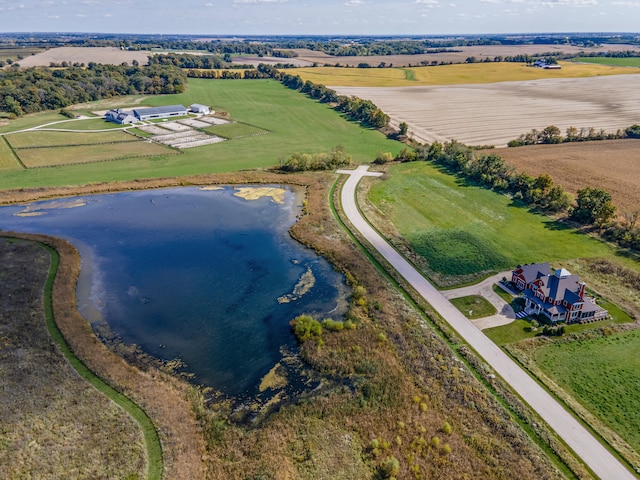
[335, 74, 640, 147]
[16, 47, 150, 67]
[488, 139, 640, 215]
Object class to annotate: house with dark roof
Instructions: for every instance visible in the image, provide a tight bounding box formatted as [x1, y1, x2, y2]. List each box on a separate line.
[511, 263, 607, 323]
[104, 108, 136, 124]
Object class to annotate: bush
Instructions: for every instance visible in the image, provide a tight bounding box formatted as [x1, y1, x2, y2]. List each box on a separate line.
[322, 318, 344, 332]
[379, 456, 400, 479]
[290, 315, 323, 344]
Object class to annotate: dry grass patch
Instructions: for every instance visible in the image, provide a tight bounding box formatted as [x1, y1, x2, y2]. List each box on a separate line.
[0, 238, 145, 480]
[17, 141, 175, 167]
[489, 139, 640, 216]
[6, 130, 138, 149]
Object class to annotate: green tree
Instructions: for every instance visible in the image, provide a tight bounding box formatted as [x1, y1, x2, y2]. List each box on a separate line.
[398, 122, 408, 136]
[571, 187, 617, 226]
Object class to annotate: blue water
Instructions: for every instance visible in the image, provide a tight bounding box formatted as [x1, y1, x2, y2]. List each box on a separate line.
[0, 186, 346, 397]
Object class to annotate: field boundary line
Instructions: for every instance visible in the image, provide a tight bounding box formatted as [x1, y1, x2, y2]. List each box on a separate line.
[1, 135, 27, 170]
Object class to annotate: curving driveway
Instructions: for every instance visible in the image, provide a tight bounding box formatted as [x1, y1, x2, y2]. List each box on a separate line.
[442, 272, 517, 329]
[337, 165, 636, 480]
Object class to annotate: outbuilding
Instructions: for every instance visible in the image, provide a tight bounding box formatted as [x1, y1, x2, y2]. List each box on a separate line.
[190, 103, 211, 115]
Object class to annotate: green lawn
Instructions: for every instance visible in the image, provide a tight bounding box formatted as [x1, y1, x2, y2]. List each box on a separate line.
[0, 137, 21, 171]
[368, 161, 633, 282]
[203, 122, 269, 138]
[450, 295, 496, 319]
[484, 319, 538, 345]
[535, 328, 640, 454]
[17, 141, 175, 168]
[492, 284, 514, 304]
[6, 130, 138, 149]
[0, 79, 401, 190]
[52, 118, 126, 131]
[573, 57, 640, 68]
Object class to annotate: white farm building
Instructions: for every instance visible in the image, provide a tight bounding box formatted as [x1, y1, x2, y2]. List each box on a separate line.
[190, 103, 211, 114]
[131, 105, 188, 121]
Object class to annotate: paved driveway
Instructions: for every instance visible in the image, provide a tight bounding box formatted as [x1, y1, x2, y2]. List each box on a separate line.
[442, 273, 517, 329]
[338, 165, 636, 480]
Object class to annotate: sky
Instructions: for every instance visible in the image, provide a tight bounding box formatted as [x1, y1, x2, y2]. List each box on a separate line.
[0, 0, 638, 36]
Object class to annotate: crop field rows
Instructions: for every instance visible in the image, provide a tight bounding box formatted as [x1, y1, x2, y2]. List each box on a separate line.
[489, 139, 640, 216]
[330, 69, 640, 147]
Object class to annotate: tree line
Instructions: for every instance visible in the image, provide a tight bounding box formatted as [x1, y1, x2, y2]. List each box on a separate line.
[508, 124, 640, 147]
[0, 64, 186, 117]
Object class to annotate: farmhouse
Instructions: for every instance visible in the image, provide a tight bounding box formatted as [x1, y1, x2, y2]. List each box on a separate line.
[511, 263, 607, 323]
[190, 103, 211, 115]
[131, 105, 188, 121]
[104, 108, 137, 124]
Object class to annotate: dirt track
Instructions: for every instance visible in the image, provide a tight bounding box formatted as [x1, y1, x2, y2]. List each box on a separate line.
[334, 74, 640, 146]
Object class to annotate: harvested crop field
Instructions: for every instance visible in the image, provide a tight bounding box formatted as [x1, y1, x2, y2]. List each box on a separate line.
[290, 44, 640, 68]
[0, 237, 145, 479]
[488, 139, 640, 215]
[334, 74, 640, 146]
[0, 137, 20, 170]
[16, 47, 150, 67]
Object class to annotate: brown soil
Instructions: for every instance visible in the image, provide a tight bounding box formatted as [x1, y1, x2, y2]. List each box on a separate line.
[335, 74, 640, 146]
[16, 47, 150, 67]
[488, 139, 640, 216]
[292, 44, 640, 67]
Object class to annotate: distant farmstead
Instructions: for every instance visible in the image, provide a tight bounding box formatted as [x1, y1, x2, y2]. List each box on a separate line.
[511, 263, 607, 323]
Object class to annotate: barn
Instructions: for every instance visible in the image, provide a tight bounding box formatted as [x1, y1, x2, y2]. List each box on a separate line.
[132, 105, 188, 121]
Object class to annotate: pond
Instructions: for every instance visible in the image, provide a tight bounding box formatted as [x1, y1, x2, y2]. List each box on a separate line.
[0, 186, 347, 398]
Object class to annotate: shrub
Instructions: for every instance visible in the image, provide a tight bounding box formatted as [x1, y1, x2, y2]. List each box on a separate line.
[379, 456, 400, 479]
[290, 315, 323, 344]
[442, 421, 452, 435]
[322, 318, 344, 332]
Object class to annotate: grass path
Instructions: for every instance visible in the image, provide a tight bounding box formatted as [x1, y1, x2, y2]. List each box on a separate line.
[38, 241, 163, 480]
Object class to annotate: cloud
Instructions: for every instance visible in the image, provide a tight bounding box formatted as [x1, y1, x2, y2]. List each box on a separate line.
[416, 0, 439, 3]
[610, 0, 640, 5]
[344, 0, 365, 5]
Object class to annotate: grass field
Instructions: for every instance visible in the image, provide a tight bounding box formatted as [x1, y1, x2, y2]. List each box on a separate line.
[535, 328, 640, 454]
[450, 295, 497, 319]
[367, 161, 638, 283]
[203, 122, 269, 138]
[0, 137, 20, 171]
[6, 130, 138, 149]
[573, 57, 640, 67]
[0, 79, 401, 189]
[0, 112, 69, 135]
[294, 62, 640, 87]
[17, 141, 175, 168]
[54, 118, 125, 130]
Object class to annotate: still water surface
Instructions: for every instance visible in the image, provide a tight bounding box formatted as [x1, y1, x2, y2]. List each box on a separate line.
[0, 186, 346, 397]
